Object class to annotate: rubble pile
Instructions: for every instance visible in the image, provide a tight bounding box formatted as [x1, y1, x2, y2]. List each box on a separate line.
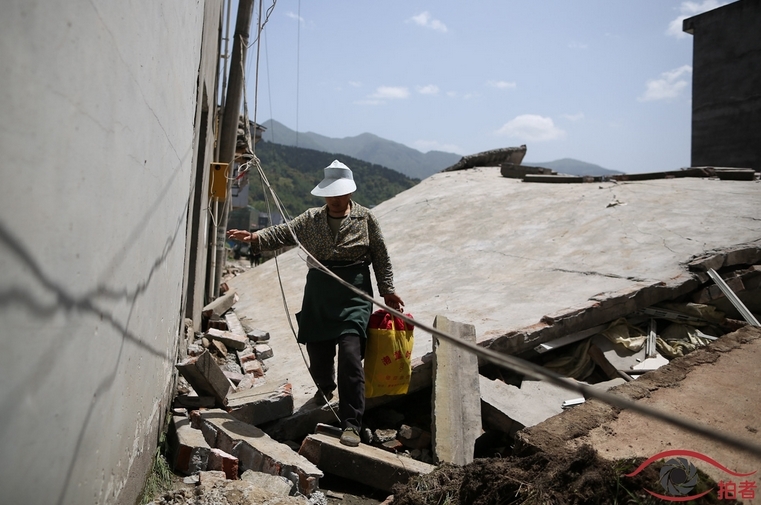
[152, 257, 760, 504]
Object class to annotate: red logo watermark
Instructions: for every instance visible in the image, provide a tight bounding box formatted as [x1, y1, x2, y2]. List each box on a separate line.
[625, 450, 757, 501]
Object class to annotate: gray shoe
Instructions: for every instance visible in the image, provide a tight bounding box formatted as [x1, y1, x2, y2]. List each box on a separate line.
[340, 427, 361, 447]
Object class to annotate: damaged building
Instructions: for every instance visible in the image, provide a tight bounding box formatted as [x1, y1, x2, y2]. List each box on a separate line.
[1, 1, 760, 505]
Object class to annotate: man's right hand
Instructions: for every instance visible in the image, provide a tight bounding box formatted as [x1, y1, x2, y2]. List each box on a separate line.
[226, 229, 257, 243]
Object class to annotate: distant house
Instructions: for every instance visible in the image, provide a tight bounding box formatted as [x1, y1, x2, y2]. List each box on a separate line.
[257, 211, 284, 229]
[684, 0, 761, 171]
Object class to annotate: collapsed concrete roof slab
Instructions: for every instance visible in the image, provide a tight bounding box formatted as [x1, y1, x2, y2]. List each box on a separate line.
[516, 325, 761, 487]
[228, 167, 761, 413]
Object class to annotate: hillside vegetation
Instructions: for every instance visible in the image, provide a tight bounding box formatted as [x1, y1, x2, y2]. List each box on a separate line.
[261, 119, 460, 180]
[248, 141, 419, 216]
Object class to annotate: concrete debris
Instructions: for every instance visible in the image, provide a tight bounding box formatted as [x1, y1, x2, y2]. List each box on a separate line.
[443, 145, 527, 172]
[518, 166, 760, 184]
[208, 448, 239, 480]
[480, 377, 567, 431]
[524, 174, 591, 184]
[373, 428, 397, 443]
[202, 291, 238, 319]
[163, 252, 759, 501]
[193, 409, 323, 495]
[500, 163, 557, 179]
[298, 432, 435, 492]
[254, 343, 274, 360]
[431, 315, 481, 465]
[148, 472, 308, 505]
[207, 327, 248, 351]
[224, 311, 247, 337]
[241, 469, 295, 496]
[176, 350, 232, 407]
[227, 382, 294, 425]
[397, 424, 432, 451]
[171, 416, 211, 475]
[246, 328, 271, 342]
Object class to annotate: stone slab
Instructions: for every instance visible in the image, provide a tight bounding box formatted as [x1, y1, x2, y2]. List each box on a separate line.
[479, 376, 571, 430]
[240, 469, 294, 496]
[175, 350, 231, 407]
[225, 310, 247, 337]
[431, 315, 481, 465]
[523, 174, 588, 183]
[227, 382, 294, 426]
[298, 433, 435, 493]
[196, 409, 323, 495]
[227, 173, 761, 422]
[203, 291, 237, 318]
[171, 416, 210, 475]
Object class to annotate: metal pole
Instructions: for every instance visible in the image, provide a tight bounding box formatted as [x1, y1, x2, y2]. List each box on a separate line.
[213, 0, 256, 297]
[707, 268, 760, 326]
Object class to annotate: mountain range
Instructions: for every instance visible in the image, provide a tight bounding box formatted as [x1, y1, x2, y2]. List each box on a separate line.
[260, 119, 621, 179]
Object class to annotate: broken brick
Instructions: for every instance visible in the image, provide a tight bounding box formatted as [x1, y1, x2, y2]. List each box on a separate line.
[207, 328, 248, 351]
[208, 448, 239, 480]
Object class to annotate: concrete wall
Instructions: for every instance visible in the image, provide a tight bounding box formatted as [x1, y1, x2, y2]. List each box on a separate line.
[684, 0, 761, 171]
[0, 1, 221, 504]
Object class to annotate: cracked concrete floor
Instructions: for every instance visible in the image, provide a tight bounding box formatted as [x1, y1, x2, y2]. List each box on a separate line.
[227, 168, 761, 413]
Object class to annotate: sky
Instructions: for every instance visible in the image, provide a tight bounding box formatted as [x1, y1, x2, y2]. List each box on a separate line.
[234, 0, 734, 174]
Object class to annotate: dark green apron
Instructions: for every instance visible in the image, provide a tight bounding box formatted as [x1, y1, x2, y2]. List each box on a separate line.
[296, 261, 374, 344]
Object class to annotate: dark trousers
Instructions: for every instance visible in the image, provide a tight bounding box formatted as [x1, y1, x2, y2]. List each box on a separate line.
[307, 334, 365, 430]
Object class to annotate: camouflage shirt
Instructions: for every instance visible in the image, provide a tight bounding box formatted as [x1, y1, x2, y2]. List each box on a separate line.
[255, 201, 396, 295]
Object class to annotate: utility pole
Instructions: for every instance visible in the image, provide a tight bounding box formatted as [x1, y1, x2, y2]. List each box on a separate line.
[213, 0, 256, 298]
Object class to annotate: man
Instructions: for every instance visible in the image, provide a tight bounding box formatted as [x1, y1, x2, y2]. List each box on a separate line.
[227, 160, 403, 446]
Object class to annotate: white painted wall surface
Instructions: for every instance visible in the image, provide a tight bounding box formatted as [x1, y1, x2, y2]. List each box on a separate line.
[0, 1, 216, 503]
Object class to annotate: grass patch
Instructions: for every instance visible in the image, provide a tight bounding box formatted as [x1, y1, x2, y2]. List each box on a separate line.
[137, 430, 175, 505]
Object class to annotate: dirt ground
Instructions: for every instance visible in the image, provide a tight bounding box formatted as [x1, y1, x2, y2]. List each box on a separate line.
[391, 445, 740, 505]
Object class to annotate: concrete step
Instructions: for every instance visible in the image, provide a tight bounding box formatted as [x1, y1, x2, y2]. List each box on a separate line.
[227, 381, 293, 425]
[298, 432, 435, 493]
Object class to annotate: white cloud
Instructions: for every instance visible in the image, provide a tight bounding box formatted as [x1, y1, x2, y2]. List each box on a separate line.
[414, 140, 462, 154]
[369, 86, 410, 100]
[667, 1, 728, 38]
[417, 85, 439, 95]
[348, 81, 362, 88]
[495, 114, 566, 142]
[562, 113, 585, 121]
[486, 80, 517, 90]
[639, 65, 692, 101]
[408, 12, 448, 33]
[285, 11, 304, 24]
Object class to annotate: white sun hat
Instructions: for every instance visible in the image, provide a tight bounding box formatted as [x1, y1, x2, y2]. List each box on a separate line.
[310, 160, 357, 197]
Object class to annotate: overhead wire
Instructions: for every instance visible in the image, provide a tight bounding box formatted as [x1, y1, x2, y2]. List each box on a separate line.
[233, 1, 761, 458]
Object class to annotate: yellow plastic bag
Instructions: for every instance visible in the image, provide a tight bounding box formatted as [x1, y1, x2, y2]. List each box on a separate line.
[364, 310, 414, 398]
